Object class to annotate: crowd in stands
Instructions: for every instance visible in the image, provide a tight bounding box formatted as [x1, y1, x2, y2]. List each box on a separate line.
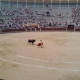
[0, 8, 15, 16]
[0, 3, 80, 29]
[72, 8, 80, 28]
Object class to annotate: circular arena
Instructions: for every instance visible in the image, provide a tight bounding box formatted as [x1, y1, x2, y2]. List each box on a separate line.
[0, 32, 80, 80]
[0, 0, 80, 80]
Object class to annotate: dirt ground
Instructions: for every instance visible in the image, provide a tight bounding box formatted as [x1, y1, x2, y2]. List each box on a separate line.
[0, 32, 80, 80]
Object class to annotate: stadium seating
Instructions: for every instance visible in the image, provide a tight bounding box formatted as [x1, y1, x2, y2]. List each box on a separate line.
[0, 1, 80, 30]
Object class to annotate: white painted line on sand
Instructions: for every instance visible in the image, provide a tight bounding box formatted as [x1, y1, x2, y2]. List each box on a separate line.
[0, 37, 10, 41]
[17, 55, 80, 64]
[0, 36, 6, 39]
[0, 57, 80, 72]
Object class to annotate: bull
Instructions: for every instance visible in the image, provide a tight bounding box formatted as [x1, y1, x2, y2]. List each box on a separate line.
[28, 39, 36, 45]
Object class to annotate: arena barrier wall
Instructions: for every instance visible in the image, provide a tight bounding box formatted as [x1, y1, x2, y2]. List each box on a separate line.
[2, 29, 25, 32]
[75, 28, 80, 31]
[2, 28, 80, 32]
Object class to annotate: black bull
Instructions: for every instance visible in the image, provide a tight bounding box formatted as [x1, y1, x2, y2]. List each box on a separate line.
[28, 39, 36, 44]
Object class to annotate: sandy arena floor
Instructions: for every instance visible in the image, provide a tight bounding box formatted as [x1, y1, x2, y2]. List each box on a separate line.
[0, 32, 80, 80]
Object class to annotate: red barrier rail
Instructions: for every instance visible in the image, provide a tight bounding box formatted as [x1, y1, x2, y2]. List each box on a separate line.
[2, 28, 80, 32]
